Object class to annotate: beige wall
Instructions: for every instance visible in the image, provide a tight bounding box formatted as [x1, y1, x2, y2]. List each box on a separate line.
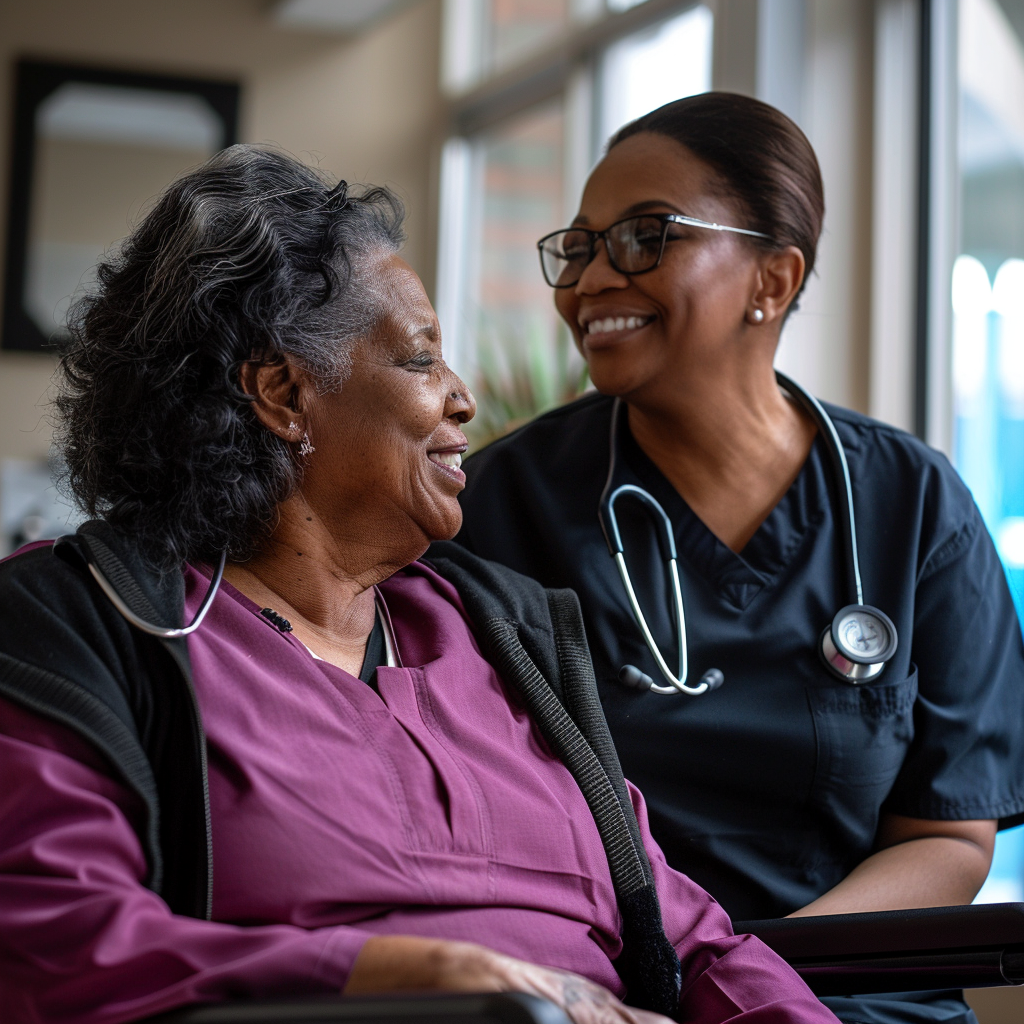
[0, 0, 444, 463]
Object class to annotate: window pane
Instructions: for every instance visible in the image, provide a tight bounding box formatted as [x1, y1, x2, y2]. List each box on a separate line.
[600, 4, 713, 143]
[953, 0, 1024, 616]
[488, 0, 572, 76]
[468, 97, 585, 447]
[954, 0, 1024, 904]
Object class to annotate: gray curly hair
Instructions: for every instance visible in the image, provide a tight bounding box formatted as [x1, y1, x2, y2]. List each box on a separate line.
[55, 144, 406, 569]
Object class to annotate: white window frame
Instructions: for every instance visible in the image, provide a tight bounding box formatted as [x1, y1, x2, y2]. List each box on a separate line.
[917, 0, 960, 455]
[435, 0, 710, 383]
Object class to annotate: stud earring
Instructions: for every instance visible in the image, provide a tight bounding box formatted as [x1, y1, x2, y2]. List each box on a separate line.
[288, 421, 298, 433]
[299, 433, 315, 457]
[751, 308, 765, 324]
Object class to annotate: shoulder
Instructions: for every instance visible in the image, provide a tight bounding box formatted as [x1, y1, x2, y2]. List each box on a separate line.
[0, 527, 170, 716]
[460, 393, 614, 532]
[424, 541, 555, 629]
[0, 540, 96, 621]
[466, 392, 614, 478]
[824, 403, 950, 473]
[823, 404, 982, 571]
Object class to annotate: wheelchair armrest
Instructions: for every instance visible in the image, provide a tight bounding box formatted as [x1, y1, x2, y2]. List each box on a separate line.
[734, 902, 1024, 959]
[150, 992, 571, 1024]
[734, 903, 1024, 995]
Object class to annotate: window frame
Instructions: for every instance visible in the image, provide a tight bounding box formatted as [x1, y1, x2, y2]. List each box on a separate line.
[435, 0, 708, 381]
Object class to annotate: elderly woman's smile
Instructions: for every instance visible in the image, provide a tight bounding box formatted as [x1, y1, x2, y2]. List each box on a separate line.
[427, 449, 465, 476]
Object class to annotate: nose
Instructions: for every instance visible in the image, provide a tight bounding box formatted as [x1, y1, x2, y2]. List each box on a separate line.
[575, 235, 629, 295]
[444, 369, 476, 424]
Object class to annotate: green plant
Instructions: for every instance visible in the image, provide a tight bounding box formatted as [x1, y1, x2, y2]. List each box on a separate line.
[465, 318, 589, 451]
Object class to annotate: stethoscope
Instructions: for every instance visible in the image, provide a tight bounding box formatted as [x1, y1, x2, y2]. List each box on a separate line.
[87, 551, 227, 638]
[598, 371, 898, 696]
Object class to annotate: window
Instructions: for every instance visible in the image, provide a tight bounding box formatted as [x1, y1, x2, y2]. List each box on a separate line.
[469, 98, 577, 445]
[439, 1, 713, 446]
[599, 4, 712, 141]
[936, 0, 1024, 903]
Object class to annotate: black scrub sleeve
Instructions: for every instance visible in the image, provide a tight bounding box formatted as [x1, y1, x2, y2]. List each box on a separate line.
[884, 505, 1024, 827]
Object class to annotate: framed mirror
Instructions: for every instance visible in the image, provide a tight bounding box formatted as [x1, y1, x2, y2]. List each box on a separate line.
[2, 60, 240, 352]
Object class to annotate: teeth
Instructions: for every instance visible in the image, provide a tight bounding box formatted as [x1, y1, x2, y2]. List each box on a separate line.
[430, 452, 463, 469]
[586, 315, 648, 335]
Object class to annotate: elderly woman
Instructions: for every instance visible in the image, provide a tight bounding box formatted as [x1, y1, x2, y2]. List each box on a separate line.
[0, 146, 834, 1024]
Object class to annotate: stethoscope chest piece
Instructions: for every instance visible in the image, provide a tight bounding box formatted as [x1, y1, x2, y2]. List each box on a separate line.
[820, 604, 898, 683]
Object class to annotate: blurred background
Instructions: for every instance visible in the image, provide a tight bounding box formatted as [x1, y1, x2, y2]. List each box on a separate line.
[0, 0, 1022, 1016]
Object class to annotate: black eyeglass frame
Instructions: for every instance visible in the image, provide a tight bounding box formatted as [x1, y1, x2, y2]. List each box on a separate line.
[536, 213, 774, 288]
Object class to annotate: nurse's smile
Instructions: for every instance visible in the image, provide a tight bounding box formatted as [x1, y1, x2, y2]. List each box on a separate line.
[579, 310, 656, 349]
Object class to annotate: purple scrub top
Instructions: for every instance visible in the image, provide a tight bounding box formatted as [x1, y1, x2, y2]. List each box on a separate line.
[0, 553, 836, 1024]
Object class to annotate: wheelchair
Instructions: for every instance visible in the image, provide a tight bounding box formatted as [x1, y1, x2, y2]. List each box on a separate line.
[155, 903, 1024, 1022]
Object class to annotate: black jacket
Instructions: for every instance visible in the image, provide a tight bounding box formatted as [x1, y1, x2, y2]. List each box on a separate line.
[0, 522, 680, 1015]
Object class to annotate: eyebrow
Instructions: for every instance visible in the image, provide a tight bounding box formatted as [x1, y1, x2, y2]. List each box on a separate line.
[572, 200, 684, 226]
[411, 321, 439, 343]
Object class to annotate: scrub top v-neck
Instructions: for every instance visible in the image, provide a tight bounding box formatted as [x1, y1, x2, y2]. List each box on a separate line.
[455, 392, 1024, 927]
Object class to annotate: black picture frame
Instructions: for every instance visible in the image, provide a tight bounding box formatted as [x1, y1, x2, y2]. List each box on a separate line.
[2, 59, 240, 353]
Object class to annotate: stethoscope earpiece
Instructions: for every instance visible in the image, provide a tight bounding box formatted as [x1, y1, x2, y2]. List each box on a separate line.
[700, 667, 725, 691]
[619, 665, 655, 691]
[618, 663, 725, 695]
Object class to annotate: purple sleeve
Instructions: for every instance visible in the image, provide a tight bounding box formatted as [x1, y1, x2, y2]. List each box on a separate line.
[0, 699, 373, 1024]
[626, 782, 839, 1024]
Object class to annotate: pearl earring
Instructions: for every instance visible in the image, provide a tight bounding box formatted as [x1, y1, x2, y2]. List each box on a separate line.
[751, 308, 765, 323]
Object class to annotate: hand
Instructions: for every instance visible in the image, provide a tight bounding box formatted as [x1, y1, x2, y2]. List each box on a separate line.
[344, 935, 674, 1024]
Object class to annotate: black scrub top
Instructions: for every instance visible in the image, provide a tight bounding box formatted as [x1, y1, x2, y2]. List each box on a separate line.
[456, 392, 1024, 922]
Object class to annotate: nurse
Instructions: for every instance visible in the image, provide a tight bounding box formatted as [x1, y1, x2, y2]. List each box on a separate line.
[455, 93, 1024, 1024]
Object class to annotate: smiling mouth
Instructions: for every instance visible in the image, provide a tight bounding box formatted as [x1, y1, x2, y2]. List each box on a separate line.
[427, 447, 467, 485]
[428, 451, 463, 470]
[583, 315, 654, 336]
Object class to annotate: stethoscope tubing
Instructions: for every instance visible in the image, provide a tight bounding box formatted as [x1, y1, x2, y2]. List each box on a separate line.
[598, 372, 875, 695]
[87, 549, 227, 638]
[612, 549, 700, 695]
[774, 372, 864, 606]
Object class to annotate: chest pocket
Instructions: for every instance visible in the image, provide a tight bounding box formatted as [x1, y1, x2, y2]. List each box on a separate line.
[807, 666, 918, 801]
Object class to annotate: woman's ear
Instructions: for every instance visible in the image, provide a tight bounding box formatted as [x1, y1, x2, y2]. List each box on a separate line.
[749, 246, 806, 325]
[239, 357, 311, 444]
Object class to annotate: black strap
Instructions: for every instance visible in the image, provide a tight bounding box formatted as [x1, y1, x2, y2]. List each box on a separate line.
[358, 611, 386, 689]
[481, 617, 681, 1016]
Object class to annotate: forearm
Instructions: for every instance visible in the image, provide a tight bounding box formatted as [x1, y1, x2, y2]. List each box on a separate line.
[0, 727, 370, 1024]
[788, 834, 993, 918]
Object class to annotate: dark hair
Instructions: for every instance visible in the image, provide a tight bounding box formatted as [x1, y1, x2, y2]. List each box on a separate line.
[55, 144, 405, 569]
[610, 92, 824, 306]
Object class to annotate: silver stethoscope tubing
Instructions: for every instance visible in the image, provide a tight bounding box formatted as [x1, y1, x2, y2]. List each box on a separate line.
[88, 550, 227, 638]
[597, 371, 898, 695]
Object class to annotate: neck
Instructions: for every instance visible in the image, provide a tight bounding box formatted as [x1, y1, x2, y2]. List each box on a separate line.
[223, 493, 424, 671]
[625, 354, 816, 552]
[628, 356, 788, 459]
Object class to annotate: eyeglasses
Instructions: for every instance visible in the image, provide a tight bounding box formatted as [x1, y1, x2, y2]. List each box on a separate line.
[536, 213, 773, 288]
